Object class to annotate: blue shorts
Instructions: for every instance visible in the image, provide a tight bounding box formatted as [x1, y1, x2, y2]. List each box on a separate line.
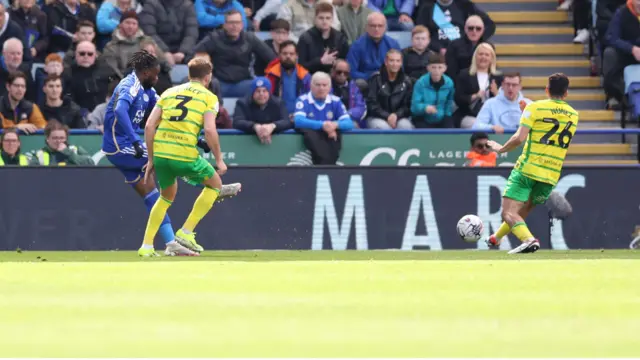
[106, 145, 149, 184]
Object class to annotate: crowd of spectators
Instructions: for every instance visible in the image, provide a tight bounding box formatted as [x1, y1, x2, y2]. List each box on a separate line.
[0, 0, 608, 166]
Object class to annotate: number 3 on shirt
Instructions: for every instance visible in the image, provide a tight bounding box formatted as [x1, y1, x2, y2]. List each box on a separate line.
[169, 95, 193, 121]
[540, 118, 573, 149]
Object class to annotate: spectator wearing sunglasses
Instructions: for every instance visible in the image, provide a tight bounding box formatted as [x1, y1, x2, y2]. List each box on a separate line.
[63, 40, 114, 112]
[465, 131, 496, 167]
[330, 59, 366, 128]
[445, 15, 491, 81]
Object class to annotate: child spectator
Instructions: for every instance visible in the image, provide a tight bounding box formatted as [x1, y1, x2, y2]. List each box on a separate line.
[411, 52, 454, 128]
[35, 53, 64, 105]
[402, 25, 434, 83]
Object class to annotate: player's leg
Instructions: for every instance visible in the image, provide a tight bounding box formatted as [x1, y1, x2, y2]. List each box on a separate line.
[504, 174, 551, 254]
[487, 200, 535, 247]
[140, 158, 198, 256]
[175, 158, 221, 252]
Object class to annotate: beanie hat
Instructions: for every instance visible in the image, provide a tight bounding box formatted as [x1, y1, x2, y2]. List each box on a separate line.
[120, 10, 138, 24]
[251, 77, 272, 94]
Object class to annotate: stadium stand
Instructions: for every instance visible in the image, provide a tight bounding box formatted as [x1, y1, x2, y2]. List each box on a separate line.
[0, 0, 638, 165]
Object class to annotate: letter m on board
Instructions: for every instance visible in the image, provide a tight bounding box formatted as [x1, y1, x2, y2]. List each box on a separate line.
[311, 175, 368, 250]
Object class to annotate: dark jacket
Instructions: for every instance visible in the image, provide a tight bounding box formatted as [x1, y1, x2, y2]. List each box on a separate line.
[0, 18, 26, 57]
[264, 59, 311, 97]
[298, 27, 349, 74]
[10, 6, 49, 59]
[139, 0, 199, 54]
[0, 95, 47, 130]
[445, 36, 492, 80]
[254, 39, 277, 76]
[45, 1, 96, 54]
[366, 66, 412, 119]
[596, 0, 626, 43]
[411, 73, 455, 124]
[232, 94, 292, 133]
[0, 60, 35, 102]
[331, 79, 367, 127]
[63, 63, 114, 112]
[605, 4, 640, 54]
[402, 46, 434, 82]
[347, 34, 401, 80]
[415, 0, 495, 52]
[40, 96, 86, 129]
[195, 29, 276, 83]
[454, 68, 503, 117]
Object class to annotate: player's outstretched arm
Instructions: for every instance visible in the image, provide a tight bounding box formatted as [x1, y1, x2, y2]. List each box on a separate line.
[490, 125, 530, 154]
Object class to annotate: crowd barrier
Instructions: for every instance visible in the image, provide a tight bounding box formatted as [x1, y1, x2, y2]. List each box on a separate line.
[0, 167, 637, 251]
[12, 128, 640, 166]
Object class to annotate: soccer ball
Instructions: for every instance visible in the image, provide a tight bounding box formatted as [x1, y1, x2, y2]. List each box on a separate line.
[456, 215, 484, 242]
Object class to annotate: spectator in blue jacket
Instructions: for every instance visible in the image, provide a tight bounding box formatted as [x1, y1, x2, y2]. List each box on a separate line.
[368, 0, 414, 31]
[411, 52, 454, 128]
[196, 0, 248, 37]
[331, 59, 366, 128]
[233, 77, 292, 143]
[346, 12, 400, 81]
[603, 1, 640, 102]
[471, 72, 531, 131]
[96, 0, 142, 36]
[294, 71, 353, 165]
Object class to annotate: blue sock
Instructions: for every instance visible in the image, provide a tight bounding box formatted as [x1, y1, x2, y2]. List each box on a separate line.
[143, 189, 174, 244]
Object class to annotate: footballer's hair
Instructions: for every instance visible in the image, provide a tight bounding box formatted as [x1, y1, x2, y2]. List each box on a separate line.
[188, 57, 213, 80]
[470, 132, 489, 146]
[126, 50, 158, 73]
[548, 73, 569, 98]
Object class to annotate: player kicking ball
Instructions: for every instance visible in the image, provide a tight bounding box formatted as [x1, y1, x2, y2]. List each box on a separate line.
[141, 57, 239, 256]
[484, 73, 578, 254]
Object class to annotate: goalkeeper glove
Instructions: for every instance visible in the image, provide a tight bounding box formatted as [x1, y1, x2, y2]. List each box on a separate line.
[132, 141, 145, 159]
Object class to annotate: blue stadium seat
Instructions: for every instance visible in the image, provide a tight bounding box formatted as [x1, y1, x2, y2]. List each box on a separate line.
[386, 32, 411, 49]
[256, 31, 271, 41]
[224, 97, 239, 116]
[624, 64, 640, 94]
[170, 64, 189, 84]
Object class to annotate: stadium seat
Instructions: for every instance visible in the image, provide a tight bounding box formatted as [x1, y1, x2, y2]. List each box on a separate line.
[256, 31, 271, 41]
[224, 97, 239, 116]
[386, 32, 411, 49]
[170, 65, 189, 85]
[624, 64, 640, 94]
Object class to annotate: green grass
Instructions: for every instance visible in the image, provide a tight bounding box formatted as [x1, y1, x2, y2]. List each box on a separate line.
[0, 250, 639, 357]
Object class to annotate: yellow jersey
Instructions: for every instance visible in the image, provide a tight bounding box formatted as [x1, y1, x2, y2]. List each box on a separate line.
[515, 99, 579, 186]
[154, 81, 219, 162]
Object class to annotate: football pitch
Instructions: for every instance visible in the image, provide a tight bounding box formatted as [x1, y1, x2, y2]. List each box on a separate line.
[0, 250, 639, 357]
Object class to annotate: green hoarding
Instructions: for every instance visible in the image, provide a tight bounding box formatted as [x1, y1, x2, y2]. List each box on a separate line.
[19, 133, 518, 167]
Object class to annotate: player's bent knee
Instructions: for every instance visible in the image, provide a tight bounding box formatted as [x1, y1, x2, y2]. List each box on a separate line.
[202, 173, 222, 190]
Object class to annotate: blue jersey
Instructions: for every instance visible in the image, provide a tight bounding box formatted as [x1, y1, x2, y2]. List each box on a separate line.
[102, 72, 158, 154]
[293, 92, 353, 131]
